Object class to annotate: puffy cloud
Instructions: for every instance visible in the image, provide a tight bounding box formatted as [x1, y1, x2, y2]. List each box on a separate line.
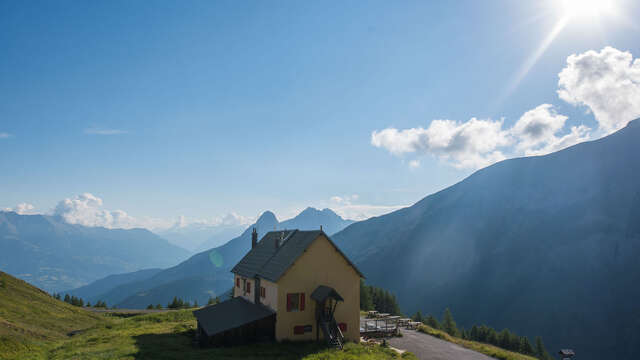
[54, 193, 138, 229]
[371, 118, 511, 169]
[84, 128, 128, 135]
[558, 46, 640, 133]
[524, 124, 591, 156]
[371, 47, 640, 170]
[372, 104, 594, 169]
[3, 203, 36, 215]
[511, 104, 591, 156]
[511, 104, 568, 151]
[52, 193, 254, 231]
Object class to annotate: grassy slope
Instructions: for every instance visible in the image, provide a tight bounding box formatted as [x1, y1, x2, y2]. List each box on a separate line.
[417, 325, 538, 360]
[0, 271, 104, 359]
[0, 272, 414, 360]
[49, 310, 416, 360]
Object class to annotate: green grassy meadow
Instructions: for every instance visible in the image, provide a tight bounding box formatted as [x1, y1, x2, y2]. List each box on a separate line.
[0, 271, 415, 360]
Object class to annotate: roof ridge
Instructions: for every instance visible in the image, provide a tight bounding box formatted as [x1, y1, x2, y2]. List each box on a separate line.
[254, 229, 298, 277]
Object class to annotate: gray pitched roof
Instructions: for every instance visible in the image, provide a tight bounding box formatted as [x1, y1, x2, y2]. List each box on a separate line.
[193, 297, 275, 337]
[231, 229, 364, 282]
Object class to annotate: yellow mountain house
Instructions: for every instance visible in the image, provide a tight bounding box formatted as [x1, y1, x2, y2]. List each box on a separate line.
[193, 229, 364, 348]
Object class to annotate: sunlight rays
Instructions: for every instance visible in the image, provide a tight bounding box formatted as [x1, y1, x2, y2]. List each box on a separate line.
[502, 16, 569, 101]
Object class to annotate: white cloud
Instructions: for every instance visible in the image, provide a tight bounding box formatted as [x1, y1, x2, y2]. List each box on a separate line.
[327, 195, 406, 220]
[330, 204, 406, 221]
[372, 47, 640, 170]
[372, 105, 593, 169]
[558, 46, 640, 133]
[329, 194, 360, 206]
[0, 132, 11, 139]
[371, 118, 511, 169]
[3, 203, 36, 215]
[52, 193, 253, 231]
[173, 212, 254, 229]
[511, 104, 568, 151]
[84, 128, 128, 135]
[525, 124, 591, 156]
[54, 193, 138, 228]
[511, 104, 591, 156]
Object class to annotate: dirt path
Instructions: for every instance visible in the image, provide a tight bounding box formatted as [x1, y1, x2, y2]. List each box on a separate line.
[388, 328, 495, 360]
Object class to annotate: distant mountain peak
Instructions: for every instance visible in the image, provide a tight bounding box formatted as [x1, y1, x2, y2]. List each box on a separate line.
[255, 211, 278, 229]
[296, 207, 342, 219]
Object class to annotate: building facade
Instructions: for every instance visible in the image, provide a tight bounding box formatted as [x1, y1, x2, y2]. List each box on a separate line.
[231, 229, 363, 343]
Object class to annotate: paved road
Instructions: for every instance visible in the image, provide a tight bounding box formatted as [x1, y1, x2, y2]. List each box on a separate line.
[388, 328, 495, 360]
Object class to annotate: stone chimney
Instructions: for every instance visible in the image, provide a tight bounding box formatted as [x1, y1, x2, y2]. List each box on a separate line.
[251, 228, 258, 249]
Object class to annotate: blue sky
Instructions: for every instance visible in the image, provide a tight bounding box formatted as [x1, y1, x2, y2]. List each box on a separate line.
[1, 0, 639, 228]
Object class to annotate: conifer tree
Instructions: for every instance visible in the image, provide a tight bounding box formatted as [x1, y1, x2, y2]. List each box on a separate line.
[168, 296, 178, 309]
[487, 328, 498, 345]
[413, 311, 424, 323]
[426, 314, 440, 329]
[534, 336, 551, 360]
[359, 279, 374, 311]
[442, 308, 459, 337]
[520, 336, 534, 355]
[470, 325, 480, 341]
[155, 304, 162, 309]
[86, 302, 91, 307]
[498, 329, 513, 350]
[193, 300, 198, 308]
[147, 304, 154, 310]
[64, 294, 71, 303]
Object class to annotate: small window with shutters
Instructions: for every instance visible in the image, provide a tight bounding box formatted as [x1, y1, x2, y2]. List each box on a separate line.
[286, 293, 305, 312]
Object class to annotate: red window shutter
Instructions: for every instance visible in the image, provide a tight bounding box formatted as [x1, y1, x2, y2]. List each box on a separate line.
[247, 282, 251, 293]
[236, 278, 240, 287]
[300, 293, 305, 311]
[286, 294, 292, 311]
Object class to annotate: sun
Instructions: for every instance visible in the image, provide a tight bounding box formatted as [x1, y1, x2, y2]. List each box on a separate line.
[560, 0, 617, 19]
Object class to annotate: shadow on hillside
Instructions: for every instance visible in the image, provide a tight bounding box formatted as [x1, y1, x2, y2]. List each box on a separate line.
[132, 331, 198, 360]
[132, 331, 324, 360]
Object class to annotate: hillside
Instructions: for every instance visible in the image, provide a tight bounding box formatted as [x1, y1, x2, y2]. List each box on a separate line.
[333, 119, 640, 360]
[0, 271, 103, 359]
[67, 268, 163, 302]
[0, 271, 413, 360]
[0, 212, 190, 292]
[74, 207, 354, 308]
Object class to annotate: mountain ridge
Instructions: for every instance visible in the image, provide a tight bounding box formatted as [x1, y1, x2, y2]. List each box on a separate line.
[0, 212, 190, 292]
[71, 207, 353, 307]
[332, 118, 640, 360]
